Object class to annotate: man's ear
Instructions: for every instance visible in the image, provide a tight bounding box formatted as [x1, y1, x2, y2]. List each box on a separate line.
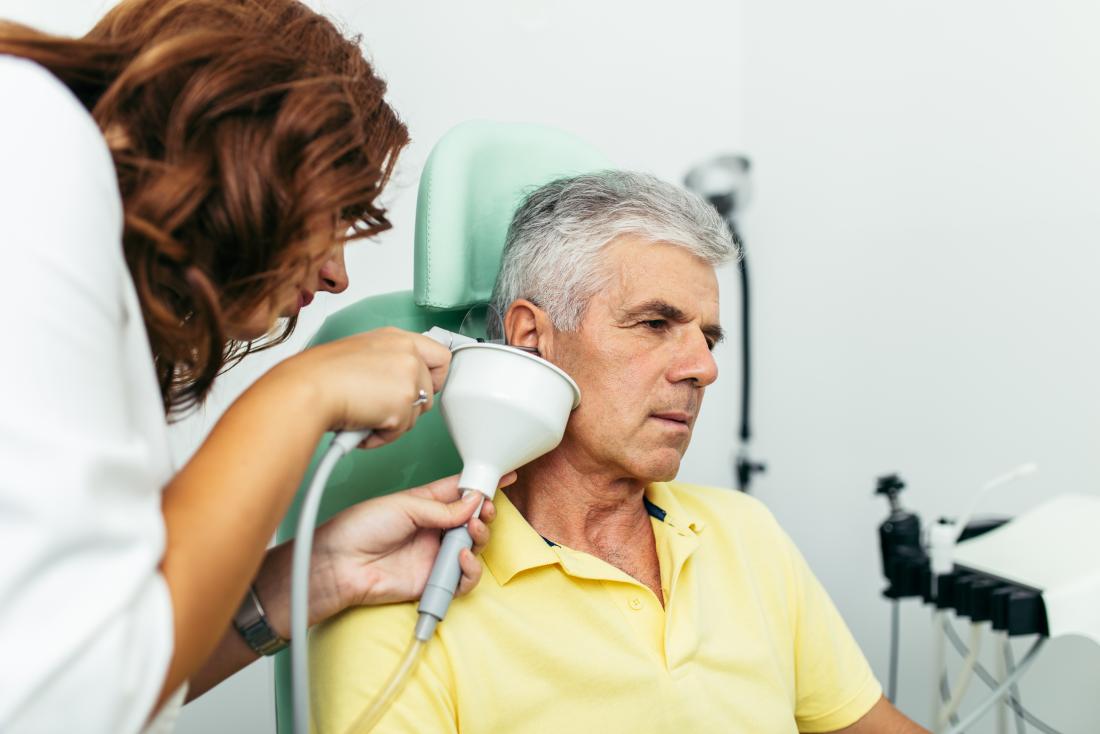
[504, 299, 555, 356]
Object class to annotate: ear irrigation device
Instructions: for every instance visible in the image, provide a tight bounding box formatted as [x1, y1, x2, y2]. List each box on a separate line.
[290, 326, 580, 734]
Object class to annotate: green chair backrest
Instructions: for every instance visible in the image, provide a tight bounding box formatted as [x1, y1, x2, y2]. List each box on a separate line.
[272, 120, 610, 733]
[414, 119, 613, 310]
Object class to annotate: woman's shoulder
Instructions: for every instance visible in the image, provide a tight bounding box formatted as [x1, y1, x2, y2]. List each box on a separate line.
[0, 54, 119, 199]
[0, 55, 103, 141]
[0, 55, 123, 271]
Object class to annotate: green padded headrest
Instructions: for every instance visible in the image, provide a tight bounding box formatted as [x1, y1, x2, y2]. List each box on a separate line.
[413, 120, 613, 310]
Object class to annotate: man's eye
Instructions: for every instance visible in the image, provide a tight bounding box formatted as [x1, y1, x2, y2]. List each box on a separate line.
[642, 319, 668, 331]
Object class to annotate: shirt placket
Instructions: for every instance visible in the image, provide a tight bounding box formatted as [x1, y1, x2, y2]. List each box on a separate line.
[550, 546, 669, 667]
[659, 519, 701, 677]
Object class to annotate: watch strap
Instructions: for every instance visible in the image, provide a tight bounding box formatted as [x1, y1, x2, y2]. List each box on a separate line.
[233, 584, 289, 657]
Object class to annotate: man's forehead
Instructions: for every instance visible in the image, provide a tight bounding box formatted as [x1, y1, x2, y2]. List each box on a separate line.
[602, 240, 721, 319]
[610, 272, 720, 307]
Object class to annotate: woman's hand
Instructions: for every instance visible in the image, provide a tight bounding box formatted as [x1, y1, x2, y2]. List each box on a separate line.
[188, 475, 510, 699]
[275, 327, 452, 448]
[299, 473, 513, 626]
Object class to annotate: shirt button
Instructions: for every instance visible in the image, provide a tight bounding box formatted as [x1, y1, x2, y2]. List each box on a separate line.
[629, 597, 643, 610]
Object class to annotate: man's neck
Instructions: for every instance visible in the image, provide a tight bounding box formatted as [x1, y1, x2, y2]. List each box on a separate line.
[504, 448, 665, 605]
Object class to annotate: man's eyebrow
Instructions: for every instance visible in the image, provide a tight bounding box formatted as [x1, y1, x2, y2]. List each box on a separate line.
[621, 299, 726, 344]
[621, 299, 688, 323]
[703, 324, 726, 345]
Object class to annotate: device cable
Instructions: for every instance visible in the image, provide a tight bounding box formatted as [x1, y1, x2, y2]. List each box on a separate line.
[940, 672, 961, 729]
[939, 621, 984, 728]
[942, 637, 1045, 734]
[1002, 635, 1027, 734]
[343, 636, 427, 733]
[942, 621, 1058, 733]
[933, 610, 956, 729]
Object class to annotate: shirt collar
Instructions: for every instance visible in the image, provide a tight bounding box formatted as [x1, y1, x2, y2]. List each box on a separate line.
[481, 482, 706, 586]
[480, 490, 561, 586]
[645, 481, 706, 536]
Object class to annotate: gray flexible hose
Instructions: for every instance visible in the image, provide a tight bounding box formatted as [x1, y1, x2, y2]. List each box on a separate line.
[291, 428, 370, 734]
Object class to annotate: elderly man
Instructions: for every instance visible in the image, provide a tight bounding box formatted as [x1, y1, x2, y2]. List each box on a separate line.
[311, 171, 926, 733]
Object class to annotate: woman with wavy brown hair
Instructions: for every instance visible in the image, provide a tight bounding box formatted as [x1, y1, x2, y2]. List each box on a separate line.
[0, 1, 500, 731]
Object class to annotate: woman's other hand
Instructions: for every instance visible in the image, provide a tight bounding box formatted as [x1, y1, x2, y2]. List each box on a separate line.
[302, 472, 513, 624]
[276, 327, 451, 448]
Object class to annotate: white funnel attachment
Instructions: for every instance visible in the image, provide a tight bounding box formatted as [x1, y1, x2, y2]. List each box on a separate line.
[440, 343, 580, 498]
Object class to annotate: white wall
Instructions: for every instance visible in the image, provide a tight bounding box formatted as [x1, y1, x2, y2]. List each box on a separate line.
[6, 0, 1099, 731]
[743, 1, 1100, 731]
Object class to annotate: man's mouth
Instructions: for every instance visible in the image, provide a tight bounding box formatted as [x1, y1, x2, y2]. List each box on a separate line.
[650, 411, 693, 430]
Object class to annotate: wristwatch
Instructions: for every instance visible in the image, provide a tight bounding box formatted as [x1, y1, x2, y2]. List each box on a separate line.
[233, 584, 289, 656]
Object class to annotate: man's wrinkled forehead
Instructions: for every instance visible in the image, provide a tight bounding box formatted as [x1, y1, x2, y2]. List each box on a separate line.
[597, 240, 722, 329]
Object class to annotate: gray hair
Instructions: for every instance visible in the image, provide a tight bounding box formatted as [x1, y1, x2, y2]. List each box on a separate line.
[490, 170, 738, 332]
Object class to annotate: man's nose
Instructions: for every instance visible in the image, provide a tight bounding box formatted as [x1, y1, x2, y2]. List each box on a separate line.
[316, 245, 349, 294]
[669, 331, 719, 387]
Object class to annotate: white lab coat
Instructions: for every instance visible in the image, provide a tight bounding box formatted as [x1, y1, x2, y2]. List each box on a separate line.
[0, 55, 181, 732]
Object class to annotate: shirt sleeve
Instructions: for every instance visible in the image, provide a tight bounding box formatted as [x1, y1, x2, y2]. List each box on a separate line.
[310, 603, 457, 734]
[0, 57, 174, 733]
[780, 527, 883, 732]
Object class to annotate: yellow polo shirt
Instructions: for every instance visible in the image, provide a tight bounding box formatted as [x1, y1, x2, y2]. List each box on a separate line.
[310, 482, 881, 733]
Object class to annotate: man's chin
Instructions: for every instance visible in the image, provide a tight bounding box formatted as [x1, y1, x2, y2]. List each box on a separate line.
[630, 452, 683, 484]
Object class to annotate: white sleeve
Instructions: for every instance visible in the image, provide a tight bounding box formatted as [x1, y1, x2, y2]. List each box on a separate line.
[0, 57, 175, 733]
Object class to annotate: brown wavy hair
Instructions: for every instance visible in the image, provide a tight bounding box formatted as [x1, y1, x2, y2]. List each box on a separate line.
[0, 0, 409, 417]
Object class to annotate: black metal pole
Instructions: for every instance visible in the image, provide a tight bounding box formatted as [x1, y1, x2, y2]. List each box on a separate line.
[730, 218, 764, 492]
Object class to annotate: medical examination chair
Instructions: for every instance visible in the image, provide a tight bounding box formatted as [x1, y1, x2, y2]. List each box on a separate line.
[273, 120, 610, 732]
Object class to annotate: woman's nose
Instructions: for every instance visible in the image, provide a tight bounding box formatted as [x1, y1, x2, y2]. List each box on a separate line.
[317, 246, 349, 294]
